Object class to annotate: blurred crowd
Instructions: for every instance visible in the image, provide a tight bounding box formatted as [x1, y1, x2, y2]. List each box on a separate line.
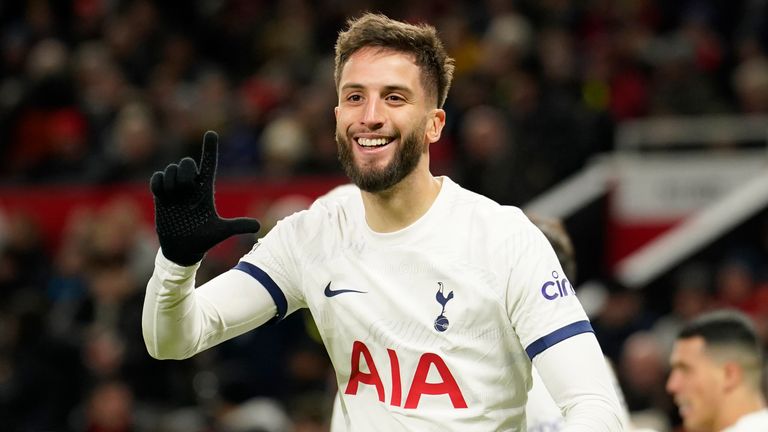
[2, 0, 768, 431]
[3, 0, 768, 200]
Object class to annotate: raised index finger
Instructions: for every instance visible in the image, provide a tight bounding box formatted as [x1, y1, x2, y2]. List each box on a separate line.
[199, 130, 219, 179]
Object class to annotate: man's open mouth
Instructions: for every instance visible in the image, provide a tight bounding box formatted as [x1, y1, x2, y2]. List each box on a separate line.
[357, 137, 393, 147]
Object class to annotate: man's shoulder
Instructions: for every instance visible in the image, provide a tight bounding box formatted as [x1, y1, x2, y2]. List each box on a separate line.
[448, 179, 533, 233]
[311, 184, 359, 209]
[270, 186, 358, 239]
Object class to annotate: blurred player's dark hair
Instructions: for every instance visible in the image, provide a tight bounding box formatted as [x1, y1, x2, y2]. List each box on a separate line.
[528, 214, 577, 281]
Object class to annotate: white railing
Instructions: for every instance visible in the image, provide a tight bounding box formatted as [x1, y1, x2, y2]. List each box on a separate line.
[615, 114, 768, 151]
[523, 155, 611, 218]
[525, 115, 768, 288]
[615, 170, 768, 288]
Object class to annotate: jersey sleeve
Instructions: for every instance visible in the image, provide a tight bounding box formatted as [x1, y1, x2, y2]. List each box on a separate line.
[534, 333, 623, 431]
[142, 249, 278, 360]
[525, 367, 567, 430]
[237, 211, 309, 319]
[504, 215, 593, 360]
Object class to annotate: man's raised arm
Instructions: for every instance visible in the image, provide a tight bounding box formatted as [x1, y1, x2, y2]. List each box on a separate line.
[141, 131, 272, 359]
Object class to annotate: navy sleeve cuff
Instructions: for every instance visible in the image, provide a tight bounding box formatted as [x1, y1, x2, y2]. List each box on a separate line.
[525, 320, 594, 360]
[233, 261, 288, 321]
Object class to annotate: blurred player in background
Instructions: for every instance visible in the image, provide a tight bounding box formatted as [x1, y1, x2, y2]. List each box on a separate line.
[666, 309, 768, 431]
[142, 13, 623, 430]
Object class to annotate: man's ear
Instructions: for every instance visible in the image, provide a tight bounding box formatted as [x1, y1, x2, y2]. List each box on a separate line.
[426, 109, 446, 143]
[334, 106, 339, 120]
[722, 361, 743, 393]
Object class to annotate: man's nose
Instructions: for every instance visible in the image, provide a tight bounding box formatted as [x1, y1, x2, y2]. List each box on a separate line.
[361, 99, 384, 128]
[665, 372, 679, 394]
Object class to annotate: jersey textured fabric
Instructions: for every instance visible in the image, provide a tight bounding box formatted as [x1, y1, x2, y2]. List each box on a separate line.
[721, 409, 768, 431]
[526, 367, 567, 431]
[142, 251, 278, 359]
[526, 358, 632, 432]
[238, 177, 615, 430]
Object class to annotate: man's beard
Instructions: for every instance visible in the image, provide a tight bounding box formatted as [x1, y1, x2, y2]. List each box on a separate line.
[336, 124, 426, 193]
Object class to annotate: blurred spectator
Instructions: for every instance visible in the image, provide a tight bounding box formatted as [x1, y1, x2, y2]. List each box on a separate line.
[295, 82, 339, 175]
[86, 103, 162, 183]
[652, 263, 714, 356]
[81, 379, 136, 432]
[215, 397, 292, 432]
[713, 252, 768, 316]
[733, 55, 768, 113]
[5, 38, 90, 181]
[260, 114, 310, 178]
[454, 105, 515, 204]
[0, 212, 49, 299]
[619, 332, 673, 429]
[591, 281, 657, 362]
[477, 11, 532, 79]
[72, 42, 130, 152]
[288, 392, 333, 432]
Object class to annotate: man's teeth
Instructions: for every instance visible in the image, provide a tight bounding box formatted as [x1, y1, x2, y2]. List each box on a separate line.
[358, 138, 390, 147]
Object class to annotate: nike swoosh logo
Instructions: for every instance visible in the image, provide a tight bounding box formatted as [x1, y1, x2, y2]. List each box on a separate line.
[324, 282, 367, 297]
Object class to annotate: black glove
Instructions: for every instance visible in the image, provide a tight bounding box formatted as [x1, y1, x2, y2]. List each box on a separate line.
[150, 131, 261, 266]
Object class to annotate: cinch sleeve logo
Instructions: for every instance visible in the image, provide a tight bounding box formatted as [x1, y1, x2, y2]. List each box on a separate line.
[540, 271, 574, 300]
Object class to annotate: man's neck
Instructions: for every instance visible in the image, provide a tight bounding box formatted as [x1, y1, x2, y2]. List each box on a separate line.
[715, 389, 766, 431]
[360, 164, 443, 233]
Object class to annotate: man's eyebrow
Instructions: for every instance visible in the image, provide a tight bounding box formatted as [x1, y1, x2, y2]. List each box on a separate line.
[382, 85, 414, 95]
[340, 83, 364, 91]
[339, 83, 414, 95]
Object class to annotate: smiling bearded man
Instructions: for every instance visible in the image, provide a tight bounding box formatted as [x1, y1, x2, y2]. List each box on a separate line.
[336, 109, 427, 193]
[142, 12, 624, 432]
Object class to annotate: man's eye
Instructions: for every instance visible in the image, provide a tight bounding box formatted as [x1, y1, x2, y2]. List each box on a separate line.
[347, 94, 362, 102]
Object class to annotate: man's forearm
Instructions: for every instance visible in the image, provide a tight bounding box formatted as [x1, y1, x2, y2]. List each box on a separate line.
[142, 249, 205, 359]
[535, 333, 624, 431]
[142, 249, 279, 360]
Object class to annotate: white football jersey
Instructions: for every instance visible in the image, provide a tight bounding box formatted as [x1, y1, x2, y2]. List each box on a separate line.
[239, 177, 593, 431]
[721, 409, 768, 431]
